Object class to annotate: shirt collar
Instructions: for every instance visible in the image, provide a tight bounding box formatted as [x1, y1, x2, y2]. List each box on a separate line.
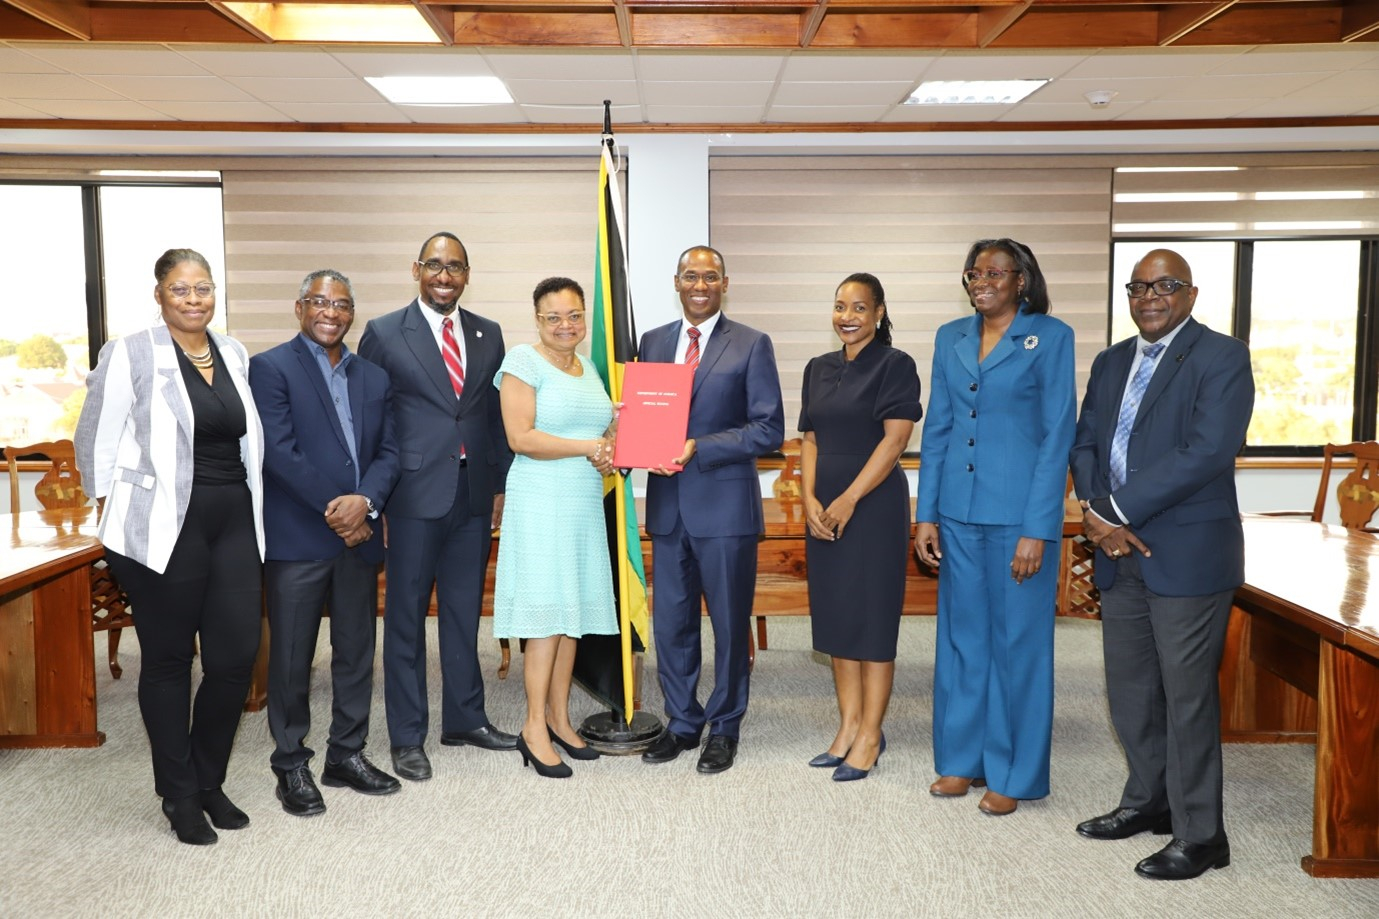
[298, 332, 353, 369]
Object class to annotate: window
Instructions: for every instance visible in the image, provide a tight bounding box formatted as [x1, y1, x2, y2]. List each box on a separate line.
[0, 177, 224, 444]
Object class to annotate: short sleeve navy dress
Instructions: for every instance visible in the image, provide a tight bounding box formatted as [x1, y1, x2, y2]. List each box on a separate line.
[799, 339, 922, 661]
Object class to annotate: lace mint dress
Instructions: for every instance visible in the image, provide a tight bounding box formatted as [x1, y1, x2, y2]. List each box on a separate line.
[492, 344, 618, 639]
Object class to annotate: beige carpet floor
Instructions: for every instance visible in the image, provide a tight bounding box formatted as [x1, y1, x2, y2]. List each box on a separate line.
[1, 616, 1376, 918]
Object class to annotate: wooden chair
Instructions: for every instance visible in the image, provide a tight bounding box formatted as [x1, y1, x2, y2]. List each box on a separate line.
[1312, 441, 1379, 530]
[5, 440, 133, 678]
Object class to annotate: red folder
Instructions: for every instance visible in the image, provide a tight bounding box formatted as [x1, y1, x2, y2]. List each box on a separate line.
[613, 361, 695, 471]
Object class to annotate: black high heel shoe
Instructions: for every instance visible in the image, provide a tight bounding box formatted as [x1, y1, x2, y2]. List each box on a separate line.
[548, 726, 600, 761]
[832, 733, 887, 783]
[516, 733, 572, 779]
[162, 795, 218, 845]
[200, 787, 249, 830]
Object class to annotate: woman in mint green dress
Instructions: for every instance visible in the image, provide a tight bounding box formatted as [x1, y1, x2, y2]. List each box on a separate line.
[494, 277, 618, 778]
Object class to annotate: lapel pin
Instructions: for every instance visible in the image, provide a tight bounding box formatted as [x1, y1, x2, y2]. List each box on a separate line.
[476, 330, 483, 338]
[1024, 335, 1039, 350]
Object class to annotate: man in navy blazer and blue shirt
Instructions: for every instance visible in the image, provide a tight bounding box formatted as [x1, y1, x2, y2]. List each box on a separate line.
[1070, 249, 1254, 880]
[358, 233, 516, 783]
[638, 245, 785, 774]
[250, 269, 402, 815]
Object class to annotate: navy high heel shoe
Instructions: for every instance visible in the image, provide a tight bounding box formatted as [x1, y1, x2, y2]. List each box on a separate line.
[548, 726, 600, 761]
[832, 733, 886, 783]
[516, 732, 572, 778]
[808, 750, 846, 768]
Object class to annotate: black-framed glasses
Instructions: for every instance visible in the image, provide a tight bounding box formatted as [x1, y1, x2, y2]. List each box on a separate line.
[301, 296, 355, 315]
[961, 268, 1020, 285]
[678, 272, 722, 286]
[417, 260, 469, 276]
[165, 283, 215, 299]
[1126, 278, 1191, 298]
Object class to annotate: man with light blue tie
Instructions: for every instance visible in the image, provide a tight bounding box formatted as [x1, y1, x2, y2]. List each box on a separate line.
[1070, 249, 1255, 881]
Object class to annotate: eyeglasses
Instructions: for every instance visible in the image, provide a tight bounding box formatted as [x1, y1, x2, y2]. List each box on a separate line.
[538, 312, 585, 327]
[678, 272, 723, 286]
[417, 260, 469, 276]
[1125, 278, 1191, 298]
[961, 268, 1020, 285]
[301, 296, 355, 315]
[165, 283, 215, 299]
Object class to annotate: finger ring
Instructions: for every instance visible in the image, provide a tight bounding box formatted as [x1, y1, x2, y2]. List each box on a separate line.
[1111, 549, 1120, 557]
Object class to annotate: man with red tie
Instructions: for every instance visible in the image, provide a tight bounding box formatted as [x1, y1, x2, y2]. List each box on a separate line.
[358, 232, 516, 782]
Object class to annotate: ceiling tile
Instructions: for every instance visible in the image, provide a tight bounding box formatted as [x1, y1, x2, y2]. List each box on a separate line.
[15, 43, 209, 76]
[269, 102, 412, 123]
[773, 82, 911, 106]
[0, 98, 51, 117]
[144, 101, 295, 122]
[636, 51, 785, 82]
[331, 48, 493, 78]
[177, 47, 356, 78]
[0, 46, 63, 73]
[780, 54, 931, 82]
[85, 75, 255, 103]
[1108, 99, 1259, 120]
[1064, 49, 1248, 80]
[643, 105, 764, 123]
[998, 103, 1124, 123]
[885, 103, 1015, 123]
[767, 105, 891, 123]
[919, 52, 1090, 82]
[394, 104, 526, 124]
[1030, 76, 1194, 105]
[1211, 46, 1375, 75]
[483, 50, 635, 81]
[1234, 96, 1379, 119]
[504, 79, 638, 106]
[2, 73, 123, 100]
[521, 103, 641, 125]
[642, 81, 773, 106]
[1261, 71, 1379, 103]
[223, 77, 384, 104]
[15, 99, 172, 119]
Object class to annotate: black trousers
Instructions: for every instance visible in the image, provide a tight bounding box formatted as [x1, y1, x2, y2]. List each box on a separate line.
[106, 482, 262, 801]
[265, 553, 379, 773]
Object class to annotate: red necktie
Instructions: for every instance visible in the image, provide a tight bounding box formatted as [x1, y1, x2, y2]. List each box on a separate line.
[686, 326, 701, 372]
[441, 317, 465, 397]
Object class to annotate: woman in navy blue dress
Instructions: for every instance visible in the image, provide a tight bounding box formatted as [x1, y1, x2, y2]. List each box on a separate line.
[800, 273, 922, 781]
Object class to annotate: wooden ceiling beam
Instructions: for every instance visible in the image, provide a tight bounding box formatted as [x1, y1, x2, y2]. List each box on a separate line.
[453, 11, 623, 45]
[1341, 0, 1379, 40]
[614, 0, 631, 46]
[1156, 1, 1237, 46]
[976, 1, 1032, 48]
[800, 0, 828, 47]
[1173, 5, 1343, 45]
[3, 0, 91, 39]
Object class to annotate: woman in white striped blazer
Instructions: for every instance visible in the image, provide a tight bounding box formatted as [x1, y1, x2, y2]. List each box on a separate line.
[76, 248, 265, 846]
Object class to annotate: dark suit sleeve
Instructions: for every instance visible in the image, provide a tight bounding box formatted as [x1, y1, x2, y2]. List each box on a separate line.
[249, 352, 348, 515]
[694, 330, 785, 467]
[356, 368, 401, 511]
[1069, 349, 1108, 502]
[1114, 337, 1254, 528]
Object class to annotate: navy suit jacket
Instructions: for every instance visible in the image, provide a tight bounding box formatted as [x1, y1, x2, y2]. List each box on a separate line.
[638, 315, 785, 538]
[249, 334, 400, 565]
[358, 299, 511, 520]
[916, 309, 1077, 542]
[1070, 317, 1255, 597]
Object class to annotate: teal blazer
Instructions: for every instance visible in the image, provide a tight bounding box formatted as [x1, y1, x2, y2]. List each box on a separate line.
[916, 309, 1076, 542]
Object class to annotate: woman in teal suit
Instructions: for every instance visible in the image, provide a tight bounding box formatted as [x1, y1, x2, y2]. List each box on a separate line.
[914, 238, 1076, 817]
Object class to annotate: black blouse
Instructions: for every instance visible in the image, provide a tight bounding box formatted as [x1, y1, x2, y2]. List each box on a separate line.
[175, 341, 248, 486]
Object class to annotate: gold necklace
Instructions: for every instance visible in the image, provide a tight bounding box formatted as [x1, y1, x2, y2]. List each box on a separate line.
[539, 343, 576, 371]
[183, 344, 213, 370]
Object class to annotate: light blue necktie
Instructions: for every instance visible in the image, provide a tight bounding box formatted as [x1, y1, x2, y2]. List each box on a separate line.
[1109, 342, 1166, 491]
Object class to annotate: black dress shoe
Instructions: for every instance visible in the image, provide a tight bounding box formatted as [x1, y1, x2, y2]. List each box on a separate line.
[1135, 838, 1231, 880]
[322, 751, 402, 796]
[440, 724, 518, 751]
[1077, 807, 1174, 841]
[390, 745, 433, 781]
[275, 764, 326, 817]
[641, 731, 699, 764]
[697, 735, 738, 775]
[200, 787, 249, 830]
[548, 726, 600, 761]
[162, 795, 218, 845]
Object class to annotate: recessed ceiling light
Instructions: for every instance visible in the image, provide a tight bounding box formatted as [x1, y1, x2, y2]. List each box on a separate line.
[220, 4, 439, 43]
[904, 80, 1048, 106]
[366, 76, 514, 106]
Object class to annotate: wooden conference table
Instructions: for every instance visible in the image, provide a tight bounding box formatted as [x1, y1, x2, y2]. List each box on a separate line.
[0, 508, 105, 748]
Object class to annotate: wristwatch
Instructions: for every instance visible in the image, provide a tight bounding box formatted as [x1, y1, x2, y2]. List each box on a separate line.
[361, 495, 377, 517]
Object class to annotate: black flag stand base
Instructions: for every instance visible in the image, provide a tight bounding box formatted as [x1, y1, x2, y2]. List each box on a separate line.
[578, 710, 663, 756]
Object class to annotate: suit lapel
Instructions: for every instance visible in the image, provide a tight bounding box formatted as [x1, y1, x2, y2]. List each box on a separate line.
[953, 315, 981, 380]
[346, 359, 366, 454]
[151, 326, 194, 448]
[1098, 338, 1137, 454]
[978, 310, 1036, 373]
[402, 299, 460, 413]
[692, 317, 731, 398]
[291, 336, 352, 456]
[456, 307, 489, 414]
[1136, 318, 1202, 423]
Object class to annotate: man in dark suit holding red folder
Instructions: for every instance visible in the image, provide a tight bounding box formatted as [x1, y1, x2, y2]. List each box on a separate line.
[637, 245, 784, 774]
